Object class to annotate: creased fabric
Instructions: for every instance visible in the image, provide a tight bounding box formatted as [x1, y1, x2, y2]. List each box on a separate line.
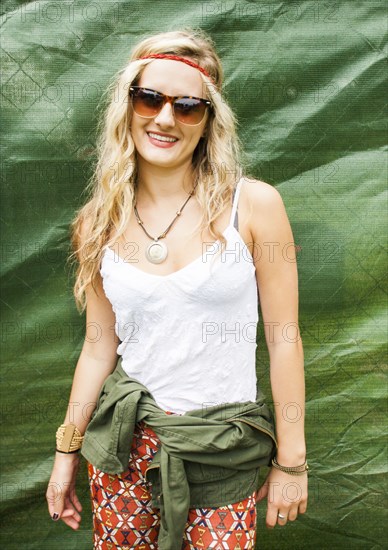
[1, 1, 386, 548]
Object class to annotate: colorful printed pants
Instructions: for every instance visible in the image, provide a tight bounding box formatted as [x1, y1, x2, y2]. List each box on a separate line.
[87, 412, 258, 549]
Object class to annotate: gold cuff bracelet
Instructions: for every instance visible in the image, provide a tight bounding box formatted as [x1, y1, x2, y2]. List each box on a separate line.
[56, 423, 84, 453]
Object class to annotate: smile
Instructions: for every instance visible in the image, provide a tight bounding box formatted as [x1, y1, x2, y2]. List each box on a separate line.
[147, 132, 178, 143]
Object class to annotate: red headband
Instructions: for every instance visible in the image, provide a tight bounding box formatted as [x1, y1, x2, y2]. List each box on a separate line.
[137, 54, 214, 82]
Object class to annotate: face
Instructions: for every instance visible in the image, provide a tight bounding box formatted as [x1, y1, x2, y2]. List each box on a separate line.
[129, 58, 210, 170]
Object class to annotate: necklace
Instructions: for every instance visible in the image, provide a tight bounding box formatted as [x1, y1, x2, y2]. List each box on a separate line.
[134, 180, 199, 264]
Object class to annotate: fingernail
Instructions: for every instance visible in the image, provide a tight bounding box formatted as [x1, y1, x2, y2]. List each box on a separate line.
[52, 512, 59, 520]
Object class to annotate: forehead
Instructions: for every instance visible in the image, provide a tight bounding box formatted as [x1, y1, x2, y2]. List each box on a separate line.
[137, 58, 205, 96]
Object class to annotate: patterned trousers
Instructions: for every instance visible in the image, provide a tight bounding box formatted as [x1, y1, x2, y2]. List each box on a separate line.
[87, 412, 258, 549]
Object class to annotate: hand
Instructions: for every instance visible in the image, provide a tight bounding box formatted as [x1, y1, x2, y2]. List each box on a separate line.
[256, 466, 308, 528]
[46, 452, 83, 530]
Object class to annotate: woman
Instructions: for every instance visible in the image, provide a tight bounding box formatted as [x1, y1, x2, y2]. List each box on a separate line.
[46, 28, 308, 549]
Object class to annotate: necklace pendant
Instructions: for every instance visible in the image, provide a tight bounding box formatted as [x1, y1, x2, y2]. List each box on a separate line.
[146, 239, 168, 264]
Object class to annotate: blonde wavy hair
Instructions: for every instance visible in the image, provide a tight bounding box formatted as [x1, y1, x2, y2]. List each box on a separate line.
[69, 27, 251, 313]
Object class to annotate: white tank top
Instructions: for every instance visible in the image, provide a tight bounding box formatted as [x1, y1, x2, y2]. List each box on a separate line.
[100, 178, 259, 414]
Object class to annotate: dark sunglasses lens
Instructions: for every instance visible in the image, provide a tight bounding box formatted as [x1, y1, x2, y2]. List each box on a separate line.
[174, 98, 206, 124]
[131, 88, 208, 125]
[132, 89, 163, 116]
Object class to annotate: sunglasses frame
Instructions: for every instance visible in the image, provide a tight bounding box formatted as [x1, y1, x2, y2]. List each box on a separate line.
[129, 86, 212, 126]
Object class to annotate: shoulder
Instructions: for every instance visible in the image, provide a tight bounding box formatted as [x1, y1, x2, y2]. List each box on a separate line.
[240, 176, 283, 209]
[239, 177, 290, 243]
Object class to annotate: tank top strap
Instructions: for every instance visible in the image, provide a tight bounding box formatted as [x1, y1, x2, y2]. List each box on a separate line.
[229, 177, 244, 230]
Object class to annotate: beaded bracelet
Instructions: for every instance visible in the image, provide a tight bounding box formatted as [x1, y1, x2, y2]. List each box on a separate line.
[271, 456, 309, 475]
[56, 423, 84, 453]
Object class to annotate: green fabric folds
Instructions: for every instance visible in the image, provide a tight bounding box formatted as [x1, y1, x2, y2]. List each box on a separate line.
[1, 1, 386, 548]
[80, 357, 276, 549]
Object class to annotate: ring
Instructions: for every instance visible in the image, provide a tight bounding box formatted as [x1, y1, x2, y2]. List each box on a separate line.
[278, 513, 286, 519]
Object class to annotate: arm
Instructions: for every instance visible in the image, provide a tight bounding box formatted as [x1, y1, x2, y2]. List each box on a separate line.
[247, 180, 306, 462]
[245, 179, 307, 526]
[46, 216, 120, 529]
[57, 271, 120, 444]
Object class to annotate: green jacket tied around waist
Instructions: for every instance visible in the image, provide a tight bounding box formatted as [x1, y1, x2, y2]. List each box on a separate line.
[81, 357, 278, 550]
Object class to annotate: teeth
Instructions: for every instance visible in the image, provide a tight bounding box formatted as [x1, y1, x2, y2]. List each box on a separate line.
[148, 132, 178, 143]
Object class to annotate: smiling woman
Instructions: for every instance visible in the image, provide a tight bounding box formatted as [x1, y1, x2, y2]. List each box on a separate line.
[46, 26, 308, 549]
[128, 55, 213, 189]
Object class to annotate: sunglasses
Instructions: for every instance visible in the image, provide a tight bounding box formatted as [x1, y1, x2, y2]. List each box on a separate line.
[129, 86, 212, 126]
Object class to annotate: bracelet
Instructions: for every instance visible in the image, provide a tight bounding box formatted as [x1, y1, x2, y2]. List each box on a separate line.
[271, 456, 309, 475]
[56, 423, 84, 453]
[55, 448, 80, 454]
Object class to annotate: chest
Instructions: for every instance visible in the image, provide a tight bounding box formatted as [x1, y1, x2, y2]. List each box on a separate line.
[106, 199, 254, 278]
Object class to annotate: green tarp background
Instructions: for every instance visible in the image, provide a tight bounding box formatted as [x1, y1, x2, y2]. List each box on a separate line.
[1, 1, 387, 548]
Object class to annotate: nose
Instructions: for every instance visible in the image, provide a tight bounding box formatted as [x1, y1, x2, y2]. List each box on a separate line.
[153, 100, 175, 127]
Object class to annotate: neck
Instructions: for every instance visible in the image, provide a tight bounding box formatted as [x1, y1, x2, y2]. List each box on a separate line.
[135, 158, 197, 208]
